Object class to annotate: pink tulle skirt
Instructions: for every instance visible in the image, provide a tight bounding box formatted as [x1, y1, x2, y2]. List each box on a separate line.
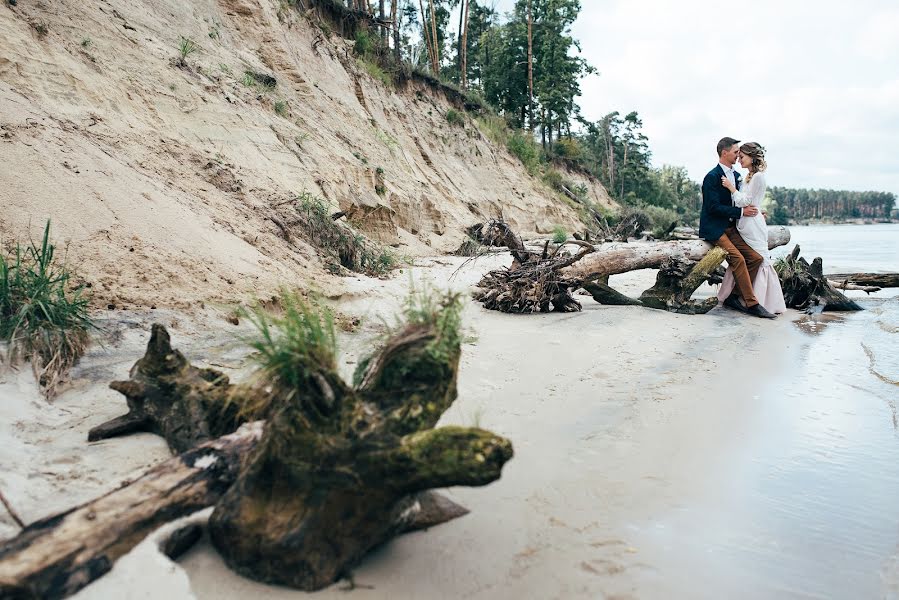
[717, 262, 787, 314]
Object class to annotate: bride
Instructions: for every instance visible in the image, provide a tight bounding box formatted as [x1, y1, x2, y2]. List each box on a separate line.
[718, 142, 786, 313]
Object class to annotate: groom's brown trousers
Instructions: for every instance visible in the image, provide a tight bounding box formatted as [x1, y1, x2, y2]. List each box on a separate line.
[716, 226, 762, 307]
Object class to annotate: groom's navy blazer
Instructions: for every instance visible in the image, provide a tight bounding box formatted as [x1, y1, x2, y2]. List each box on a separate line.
[698, 165, 742, 241]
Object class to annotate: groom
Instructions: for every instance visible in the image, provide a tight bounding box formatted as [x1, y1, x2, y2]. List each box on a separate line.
[699, 137, 776, 319]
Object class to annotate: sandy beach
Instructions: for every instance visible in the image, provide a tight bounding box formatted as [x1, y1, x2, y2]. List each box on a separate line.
[4, 253, 897, 599]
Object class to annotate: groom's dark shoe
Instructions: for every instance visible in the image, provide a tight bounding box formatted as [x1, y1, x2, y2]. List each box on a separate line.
[723, 294, 747, 313]
[747, 303, 777, 319]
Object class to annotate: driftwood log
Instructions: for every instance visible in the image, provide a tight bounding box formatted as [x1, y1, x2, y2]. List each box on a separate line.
[827, 273, 899, 289]
[560, 226, 791, 281]
[0, 424, 261, 600]
[775, 245, 863, 312]
[0, 423, 469, 600]
[475, 224, 790, 314]
[87, 324, 249, 453]
[208, 303, 513, 590]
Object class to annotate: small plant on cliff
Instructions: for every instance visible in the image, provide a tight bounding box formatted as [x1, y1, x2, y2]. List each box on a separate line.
[446, 109, 464, 128]
[176, 36, 200, 67]
[274, 100, 289, 117]
[0, 221, 93, 398]
[506, 130, 541, 175]
[295, 192, 397, 276]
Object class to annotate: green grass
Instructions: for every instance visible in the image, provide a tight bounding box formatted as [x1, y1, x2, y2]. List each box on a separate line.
[446, 109, 464, 128]
[176, 36, 200, 66]
[274, 100, 288, 117]
[1, 221, 93, 398]
[506, 129, 541, 175]
[238, 291, 337, 413]
[353, 282, 464, 387]
[551, 226, 568, 244]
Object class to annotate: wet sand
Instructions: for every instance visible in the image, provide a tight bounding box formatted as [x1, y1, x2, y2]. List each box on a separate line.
[4, 256, 899, 599]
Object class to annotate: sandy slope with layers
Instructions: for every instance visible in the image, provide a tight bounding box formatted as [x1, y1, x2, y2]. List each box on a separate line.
[0, 0, 612, 310]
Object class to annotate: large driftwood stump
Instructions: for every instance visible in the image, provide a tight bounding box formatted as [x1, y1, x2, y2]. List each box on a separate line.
[207, 302, 513, 590]
[776, 245, 863, 312]
[88, 324, 245, 453]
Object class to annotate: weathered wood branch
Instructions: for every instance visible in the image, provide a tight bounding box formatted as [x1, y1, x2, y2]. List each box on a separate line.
[826, 272, 899, 288]
[0, 423, 263, 600]
[827, 280, 882, 294]
[87, 324, 246, 453]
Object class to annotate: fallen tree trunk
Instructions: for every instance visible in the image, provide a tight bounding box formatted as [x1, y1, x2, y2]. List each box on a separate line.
[826, 273, 899, 288]
[561, 226, 791, 281]
[475, 226, 790, 315]
[0, 423, 468, 600]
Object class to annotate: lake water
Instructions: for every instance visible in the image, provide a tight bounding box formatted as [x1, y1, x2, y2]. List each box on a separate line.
[772, 223, 899, 275]
[644, 223, 899, 599]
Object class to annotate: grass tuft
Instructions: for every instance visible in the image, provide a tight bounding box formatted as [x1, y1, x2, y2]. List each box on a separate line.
[1, 221, 93, 398]
[295, 192, 398, 276]
[177, 36, 200, 66]
[352, 282, 464, 387]
[551, 226, 568, 244]
[446, 109, 464, 128]
[237, 291, 337, 415]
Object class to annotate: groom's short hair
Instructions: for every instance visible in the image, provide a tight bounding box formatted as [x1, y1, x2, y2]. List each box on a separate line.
[717, 137, 740, 156]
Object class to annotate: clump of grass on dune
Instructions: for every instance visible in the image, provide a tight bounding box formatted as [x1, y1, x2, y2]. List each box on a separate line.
[1, 221, 93, 398]
[295, 192, 399, 276]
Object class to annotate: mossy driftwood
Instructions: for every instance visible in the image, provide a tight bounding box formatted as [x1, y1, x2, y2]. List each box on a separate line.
[208, 307, 513, 590]
[474, 224, 791, 315]
[80, 296, 509, 592]
[88, 324, 244, 453]
[776, 245, 863, 312]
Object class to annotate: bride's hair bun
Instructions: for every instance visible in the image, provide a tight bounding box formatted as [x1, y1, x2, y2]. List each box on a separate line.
[740, 142, 767, 179]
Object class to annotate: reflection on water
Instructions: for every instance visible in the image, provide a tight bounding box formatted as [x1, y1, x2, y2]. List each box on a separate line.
[792, 312, 845, 335]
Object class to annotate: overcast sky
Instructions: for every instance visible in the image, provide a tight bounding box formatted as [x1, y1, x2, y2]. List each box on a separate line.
[483, 0, 899, 194]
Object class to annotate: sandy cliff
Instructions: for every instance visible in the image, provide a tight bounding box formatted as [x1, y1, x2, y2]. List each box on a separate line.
[0, 0, 613, 309]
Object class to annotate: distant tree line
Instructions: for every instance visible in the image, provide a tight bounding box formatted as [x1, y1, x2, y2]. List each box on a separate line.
[765, 188, 896, 225]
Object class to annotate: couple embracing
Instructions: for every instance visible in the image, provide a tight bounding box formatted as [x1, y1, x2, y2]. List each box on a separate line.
[699, 137, 786, 319]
